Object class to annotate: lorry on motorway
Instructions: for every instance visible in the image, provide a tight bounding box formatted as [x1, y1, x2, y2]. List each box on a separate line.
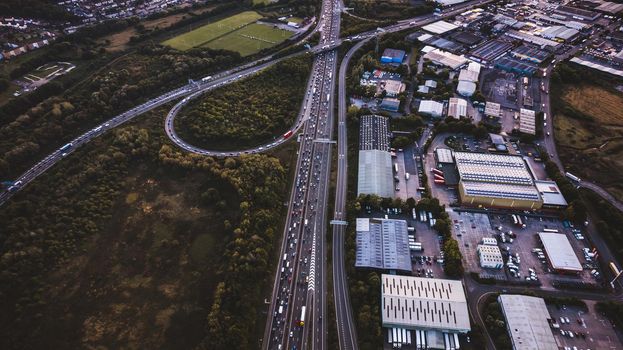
[565, 172, 581, 183]
[283, 130, 293, 139]
[278, 305, 283, 314]
[405, 172, 410, 180]
[394, 163, 398, 173]
[201, 76, 212, 82]
[60, 143, 73, 152]
[299, 306, 306, 326]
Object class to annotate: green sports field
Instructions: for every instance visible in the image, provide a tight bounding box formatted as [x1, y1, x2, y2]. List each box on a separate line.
[162, 11, 263, 51]
[205, 23, 294, 56]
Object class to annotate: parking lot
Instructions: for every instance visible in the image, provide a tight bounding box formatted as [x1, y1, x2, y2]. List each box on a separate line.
[409, 220, 446, 279]
[548, 301, 623, 350]
[449, 209, 603, 288]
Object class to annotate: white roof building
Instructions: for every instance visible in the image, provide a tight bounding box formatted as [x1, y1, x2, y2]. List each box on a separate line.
[422, 20, 459, 34]
[519, 108, 536, 135]
[448, 97, 468, 119]
[484, 101, 501, 117]
[538, 232, 583, 272]
[457, 80, 476, 97]
[356, 218, 411, 271]
[477, 244, 503, 269]
[436, 148, 454, 164]
[424, 49, 469, 70]
[419, 100, 444, 117]
[454, 152, 534, 185]
[498, 295, 558, 350]
[381, 275, 471, 333]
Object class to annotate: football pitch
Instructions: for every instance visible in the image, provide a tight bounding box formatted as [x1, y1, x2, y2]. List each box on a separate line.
[205, 23, 294, 56]
[162, 11, 263, 51]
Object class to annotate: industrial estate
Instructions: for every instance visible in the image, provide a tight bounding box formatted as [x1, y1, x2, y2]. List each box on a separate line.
[1, 0, 623, 349]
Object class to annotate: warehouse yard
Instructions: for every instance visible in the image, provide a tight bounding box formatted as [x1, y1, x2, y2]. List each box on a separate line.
[162, 11, 263, 51]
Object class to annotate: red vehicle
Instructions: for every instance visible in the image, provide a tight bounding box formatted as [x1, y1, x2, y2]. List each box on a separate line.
[283, 130, 293, 139]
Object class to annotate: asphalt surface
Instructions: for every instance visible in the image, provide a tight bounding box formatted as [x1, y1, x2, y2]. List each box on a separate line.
[261, 1, 341, 349]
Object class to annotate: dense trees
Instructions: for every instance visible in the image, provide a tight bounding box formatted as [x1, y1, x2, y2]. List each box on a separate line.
[0, 45, 243, 180]
[175, 55, 312, 150]
[0, 117, 290, 348]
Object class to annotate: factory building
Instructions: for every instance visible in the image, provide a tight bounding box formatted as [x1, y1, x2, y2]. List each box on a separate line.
[519, 108, 536, 135]
[357, 115, 395, 198]
[419, 100, 444, 117]
[538, 232, 583, 273]
[382, 274, 470, 349]
[447, 97, 468, 118]
[381, 48, 406, 64]
[454, 152, 544, 209]
[484, 101, 501, 118]
[478, 244, 503, 269]
[423, 47, 469, 70]
[355, 218, 411, 271]
[498, 295, 558, 350]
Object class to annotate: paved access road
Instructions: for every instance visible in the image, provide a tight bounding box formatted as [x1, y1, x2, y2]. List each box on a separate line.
[540, 20, 623, 212]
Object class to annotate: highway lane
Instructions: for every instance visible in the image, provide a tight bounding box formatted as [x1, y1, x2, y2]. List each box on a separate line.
[332, 37, 369, 350]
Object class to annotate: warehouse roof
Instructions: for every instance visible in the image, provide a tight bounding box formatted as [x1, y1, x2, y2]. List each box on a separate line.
[436, 148, 454, 164]
[505, 30, 560, 48]
[484, 101, 501, 117]
[381, 275, 471, 332]
[596, 1, 623, 14]
[461, 181, 541, 201]
[448, 97, 467, 118]
[424, 48, 468, 70]
[359, 115, 390, 151]
[519, 108, 536, 135]
[535, 180, 568, 207]
[454, 152, 534, 185]
[357, 150, 395, 198]
[422, 20, 459, 34]
[538, 232, 583, 272]
[458, 69, 479, 82]
[419, 100, 444, 117]
[457, 80, 476, 96]
[356, 218, 411, 271]
[570, 57, 623, 77]
[498, 295, 558, 350]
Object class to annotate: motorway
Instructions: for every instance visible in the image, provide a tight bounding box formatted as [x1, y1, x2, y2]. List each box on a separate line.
[261, 0, 340, 349]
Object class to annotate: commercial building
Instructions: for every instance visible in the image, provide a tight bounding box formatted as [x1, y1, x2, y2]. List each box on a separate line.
[435, 148, 454, 164]
[422, 20, 459, 35]
[595, 1, 623, 14]
[535, 180, 568, 209]
[381, 48, 406, 64]
[418, 100, 444, 117]
[457, 80, 477, 97]
[484, 101, 501, 117]
[381, 274, 471, 333]
[505, 30, 561, 49]
[423, 48, 469, 70]
[356, 218, 411, 271]
[380, 97, 401, 112]
[498, 295, 558, 350]
[538, 232, 583, 273]
[495, 57, 539, 76]
[519, 108, 536, 135]
[448, 97, 468, 118]
[540, 26, 579, 42]
[555, 5, 601, 21]
[469, 39, 514, 63]
[477, 244, 503, 269]
[510, 45, 551, 64]
[358, 115, 395, 198]
[570, 57, 623, 78]
[454, 152, 544, 209]
[379, 79, 406, 97]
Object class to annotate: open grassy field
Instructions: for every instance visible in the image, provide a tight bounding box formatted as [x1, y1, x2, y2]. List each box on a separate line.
[561, 86, 623, 126]
[205, 23, 294, 56]
[554, 83, 623, 200]
[100, 5, 218, 52]
[162, 11, 263, 51]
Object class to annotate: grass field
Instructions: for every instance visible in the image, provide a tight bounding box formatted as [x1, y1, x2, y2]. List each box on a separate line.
[205, 23, 294, 56]
[561, 86, 623, 126]
[162, 11, 263, 51]
[554, 83, 623, 199]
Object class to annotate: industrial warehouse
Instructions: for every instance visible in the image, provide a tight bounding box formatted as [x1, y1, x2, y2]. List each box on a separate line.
[382, 274, 470, 349]
[357, 115, 394, 198]
[538, 232, 583, 273]
[498, 295, 558, 350]
[355, 218, 411, 271]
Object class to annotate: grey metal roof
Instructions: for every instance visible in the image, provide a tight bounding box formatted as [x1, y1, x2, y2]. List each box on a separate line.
[498, 295, 558, 350]
[357, 150, 394, 198]
[355, 218, 411, 271]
